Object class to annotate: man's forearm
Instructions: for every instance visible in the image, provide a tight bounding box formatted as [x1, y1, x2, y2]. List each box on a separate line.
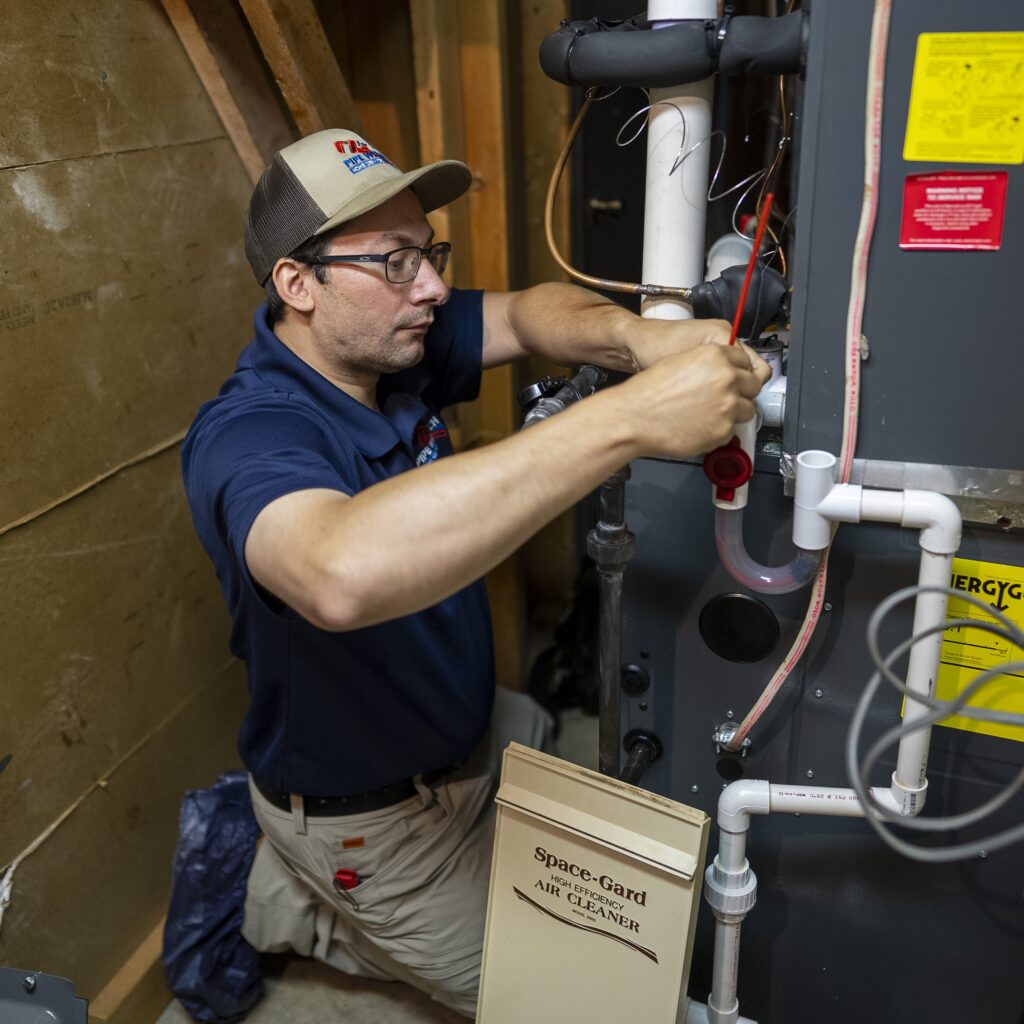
[247, 342, 761, 632]
[496, 282, 733, 373]
[314, 385, 640, 630]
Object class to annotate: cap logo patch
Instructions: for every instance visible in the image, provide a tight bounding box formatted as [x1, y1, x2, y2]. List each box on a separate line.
[334, 138, 392, 174]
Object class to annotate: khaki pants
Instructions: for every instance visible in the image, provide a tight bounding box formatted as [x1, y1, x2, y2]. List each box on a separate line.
[242, 687, 555, 1018]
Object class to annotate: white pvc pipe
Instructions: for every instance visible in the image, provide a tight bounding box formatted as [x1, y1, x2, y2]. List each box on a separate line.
[708, 920, 742, 1024]
[641, 79, 713, 321]
[892, 548, 954, 812]
[768, 783, 902, 817]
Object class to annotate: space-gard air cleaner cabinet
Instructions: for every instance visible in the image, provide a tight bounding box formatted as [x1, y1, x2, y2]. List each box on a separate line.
[477, 743, 709, 1021]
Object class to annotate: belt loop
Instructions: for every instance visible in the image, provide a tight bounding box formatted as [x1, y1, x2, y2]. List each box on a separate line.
[289, 793, 308, 835]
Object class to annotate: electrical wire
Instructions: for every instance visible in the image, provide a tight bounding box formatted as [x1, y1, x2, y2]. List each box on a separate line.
[845, 585, 1024, 862]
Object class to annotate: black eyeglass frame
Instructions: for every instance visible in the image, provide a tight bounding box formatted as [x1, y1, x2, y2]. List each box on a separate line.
[303, 241, 451, 284]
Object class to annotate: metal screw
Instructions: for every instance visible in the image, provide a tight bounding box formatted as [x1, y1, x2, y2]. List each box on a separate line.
[806, 769, 815, 779]
[814, 688, 824, 699]
[726, 709, 735, 719]
[691, 784, 700, 794]
[638, 701, 649, 712]
[23, 976, 35, 993]
[823, 602, 833, 612]
[979, 849, 989, 860]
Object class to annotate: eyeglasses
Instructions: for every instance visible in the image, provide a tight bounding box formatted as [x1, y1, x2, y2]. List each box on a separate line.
[305, 241, 451, 284]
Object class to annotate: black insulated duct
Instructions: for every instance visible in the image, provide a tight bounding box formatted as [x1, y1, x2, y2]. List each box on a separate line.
[539, 12, 807, 90]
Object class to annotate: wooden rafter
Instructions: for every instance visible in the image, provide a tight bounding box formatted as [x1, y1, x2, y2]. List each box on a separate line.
[239, 0, 363, 136]
[160, 0, 265, 184]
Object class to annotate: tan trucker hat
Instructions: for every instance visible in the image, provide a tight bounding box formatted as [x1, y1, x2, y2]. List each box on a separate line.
[245, 129, 472, 285]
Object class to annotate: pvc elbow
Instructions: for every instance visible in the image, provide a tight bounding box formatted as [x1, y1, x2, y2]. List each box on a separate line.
[717, 779, 771, 832]
[901, 490, 962, 554]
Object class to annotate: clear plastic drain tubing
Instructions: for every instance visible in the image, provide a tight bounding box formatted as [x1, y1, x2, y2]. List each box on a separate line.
[714, 507, 822, 593]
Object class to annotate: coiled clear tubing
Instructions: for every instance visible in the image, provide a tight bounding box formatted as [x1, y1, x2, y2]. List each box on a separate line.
[715, 507, 821, 593]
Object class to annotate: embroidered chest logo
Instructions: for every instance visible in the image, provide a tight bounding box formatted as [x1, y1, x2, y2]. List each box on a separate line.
[414, 415, 449, 466]
[333, 139, 392, 174]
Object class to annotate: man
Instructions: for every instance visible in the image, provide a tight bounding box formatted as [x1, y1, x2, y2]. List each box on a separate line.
[182, 128, 768, 1017]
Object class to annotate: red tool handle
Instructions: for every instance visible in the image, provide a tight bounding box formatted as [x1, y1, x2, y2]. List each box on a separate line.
[727, 193, 774, 347]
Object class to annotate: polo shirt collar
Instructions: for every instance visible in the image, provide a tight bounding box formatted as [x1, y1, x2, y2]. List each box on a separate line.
[248, 305, 405, 459]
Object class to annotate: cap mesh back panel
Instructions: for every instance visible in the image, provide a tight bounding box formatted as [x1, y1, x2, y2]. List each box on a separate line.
[245, 156, 326, 284]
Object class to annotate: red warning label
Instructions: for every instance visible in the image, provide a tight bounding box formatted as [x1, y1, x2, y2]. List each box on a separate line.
[900, 171, 1008, 250]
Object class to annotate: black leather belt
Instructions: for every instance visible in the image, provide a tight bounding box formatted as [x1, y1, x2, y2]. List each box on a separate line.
[253, 764, 458, 817]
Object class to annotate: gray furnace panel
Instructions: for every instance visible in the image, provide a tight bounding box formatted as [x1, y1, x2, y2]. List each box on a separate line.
[617, 1, 1024, 1021]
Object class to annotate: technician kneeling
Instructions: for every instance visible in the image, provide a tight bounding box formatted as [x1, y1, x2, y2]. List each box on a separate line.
[181, 128, 768, 1017]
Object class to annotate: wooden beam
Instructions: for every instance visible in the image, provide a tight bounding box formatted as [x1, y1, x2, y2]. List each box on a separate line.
[88, 917, 168, 1024]
[159, 0, 266, 184]
[518, 0, 578, 613]
[411, 0, 473, 289]
[238, 0, 363, 136]
[456, 0, 525, 690]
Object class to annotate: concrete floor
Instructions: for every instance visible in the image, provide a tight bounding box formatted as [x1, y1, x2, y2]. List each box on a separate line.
[156, 708, 598, 1024]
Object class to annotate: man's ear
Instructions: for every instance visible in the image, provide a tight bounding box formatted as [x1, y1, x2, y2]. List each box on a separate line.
[272, 258, 316, 316]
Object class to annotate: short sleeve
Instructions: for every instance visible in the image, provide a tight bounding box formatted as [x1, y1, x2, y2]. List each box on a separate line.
[184, 403, 354, 572]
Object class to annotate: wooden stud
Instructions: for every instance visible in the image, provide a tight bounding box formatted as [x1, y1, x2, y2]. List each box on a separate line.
[159, 0, 266, 184]
[238, 0, 363, 136]
[518, 0, 578, 611]
[411, 0, 473, 289]
[457, 0, 525, 689]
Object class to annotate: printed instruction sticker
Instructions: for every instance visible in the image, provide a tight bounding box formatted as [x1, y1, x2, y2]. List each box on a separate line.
[900, 171, 1008, 249]
[935, 557, 1024, 743]
[903, 32, 1024, 164]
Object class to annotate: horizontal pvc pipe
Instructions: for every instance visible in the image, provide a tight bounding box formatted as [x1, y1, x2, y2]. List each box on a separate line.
[715, 507, 821, 593]
[769, 783, 902, 818]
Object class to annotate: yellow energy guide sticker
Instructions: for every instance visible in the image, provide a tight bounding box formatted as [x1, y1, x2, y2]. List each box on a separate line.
[904, 32, 1024, 164]
[935, 557, 1024, 742]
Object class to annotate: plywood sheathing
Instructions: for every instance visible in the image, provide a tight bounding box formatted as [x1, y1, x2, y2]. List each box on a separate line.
[0, 0, 256, 1002]
[1, 140, 257, 526]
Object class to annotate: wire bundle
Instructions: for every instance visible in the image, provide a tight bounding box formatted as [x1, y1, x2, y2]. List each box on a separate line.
[846, 585, 1024, 863]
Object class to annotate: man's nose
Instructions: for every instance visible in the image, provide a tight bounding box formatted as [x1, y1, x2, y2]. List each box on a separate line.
[411, 257, 450, 304]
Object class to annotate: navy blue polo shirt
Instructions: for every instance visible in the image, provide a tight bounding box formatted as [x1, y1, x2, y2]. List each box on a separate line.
[182, 288, 495, 797]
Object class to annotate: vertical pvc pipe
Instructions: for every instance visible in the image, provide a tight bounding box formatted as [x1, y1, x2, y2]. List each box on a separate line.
[643, 0, 716, 322]
[893, 549, 954, 811]
[708, 920, 742, 1024]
